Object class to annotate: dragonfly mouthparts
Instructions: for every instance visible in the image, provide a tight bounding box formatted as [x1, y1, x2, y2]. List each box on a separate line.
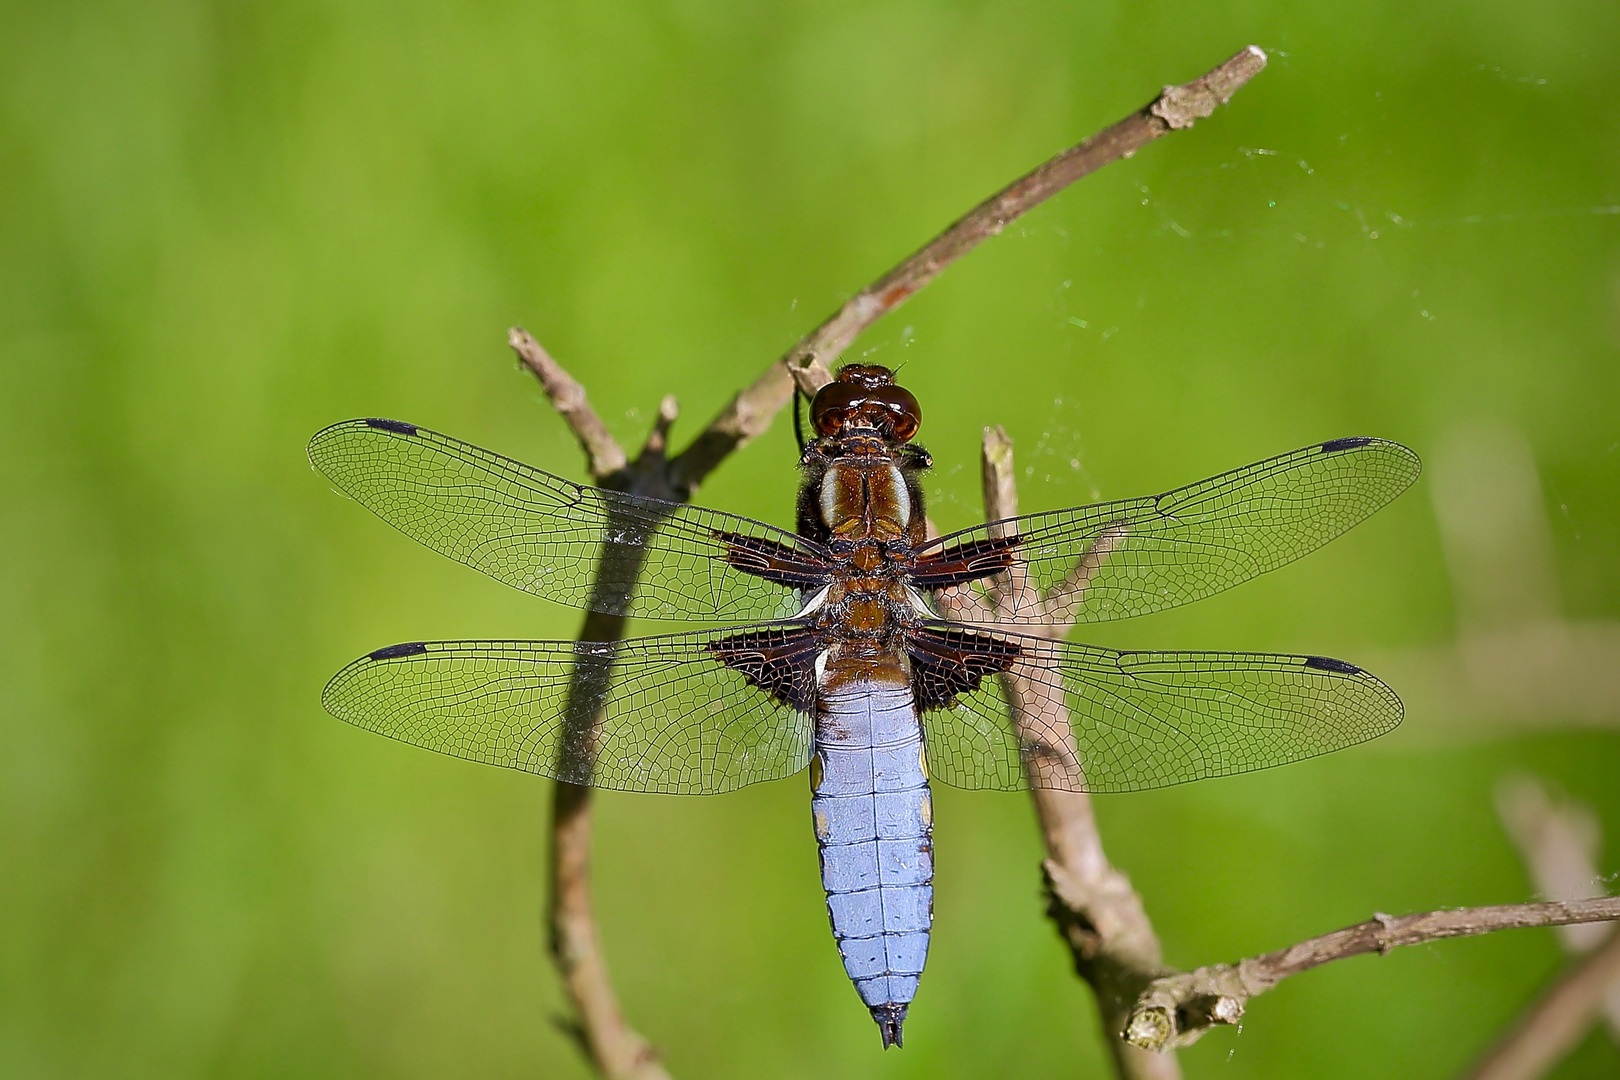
[872, 1003, 908, 1049]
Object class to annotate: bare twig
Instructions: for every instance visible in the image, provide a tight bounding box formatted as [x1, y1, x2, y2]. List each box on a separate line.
[1124, 898, 1620, 1052]
[510, 328, 627, 482]
[550, 759, 671, 1080]
[669, 45, 1268, 492]
[967, 426, 1177, 1080]
[514, 44, 1269, 1076]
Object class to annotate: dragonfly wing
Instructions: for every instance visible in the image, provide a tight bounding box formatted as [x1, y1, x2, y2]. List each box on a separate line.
[915, 627, 1402, 792]
[915, 438, 1421, 625]
[308, 419, 829, 622]
[323, 625, 817, 794]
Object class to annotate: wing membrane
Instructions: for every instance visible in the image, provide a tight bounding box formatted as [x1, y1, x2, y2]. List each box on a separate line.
[919, 628, 1401, 792]
[921, 438, 1420, 625]
[308, 419, 826, 621]
[323, 628, 813, 794]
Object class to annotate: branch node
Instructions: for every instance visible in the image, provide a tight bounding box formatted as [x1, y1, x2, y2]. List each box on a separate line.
[1373, 911, 1397, 955]
[1151, 46, 1268, 130]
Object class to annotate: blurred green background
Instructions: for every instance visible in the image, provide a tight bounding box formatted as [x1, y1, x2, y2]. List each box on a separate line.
[4, 1, 1619, 1077]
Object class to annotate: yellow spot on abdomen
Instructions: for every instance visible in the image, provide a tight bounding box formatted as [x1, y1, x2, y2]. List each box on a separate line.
[809, 752, 824, 792]
[813, 809, 831, 841]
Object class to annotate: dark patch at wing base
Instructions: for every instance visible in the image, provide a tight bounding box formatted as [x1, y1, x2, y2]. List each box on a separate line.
[908, 625, 1022, 709]
[910, 535, 1021, 589]
[708, 626, 821, 712]
[717, 532, 834, 589]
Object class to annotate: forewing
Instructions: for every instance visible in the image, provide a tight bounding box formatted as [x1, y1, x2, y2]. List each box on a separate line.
[919, 629, 1402, 792]
[308, 419, 827, 621]
[323, 628, 814, 794]
[918, 439, 1421, 625]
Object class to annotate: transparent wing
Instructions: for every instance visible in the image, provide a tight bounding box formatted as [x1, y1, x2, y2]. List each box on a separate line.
[322, 627, 814, 794]
[919, 438, 1420, 625]
[918, 628, 1402, 792]
[308, 419, 828, 622]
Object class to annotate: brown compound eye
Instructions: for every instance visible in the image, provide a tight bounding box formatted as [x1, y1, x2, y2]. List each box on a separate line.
[871, 385, 921, 441]
[809, 380, 922, 441]
[810, 381, 861, 436]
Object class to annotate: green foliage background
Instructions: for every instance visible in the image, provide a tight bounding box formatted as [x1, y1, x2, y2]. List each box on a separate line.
[4, 2, 1618, 1077]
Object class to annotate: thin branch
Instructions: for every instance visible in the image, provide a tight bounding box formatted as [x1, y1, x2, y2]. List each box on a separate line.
[669, 45, 1268, 493]
[972, 437, 1620, 1070]
[510, 327, 627, 481]
[1045, 524, 1129, 621]
[1462, 929, 1620, 1080]
[974, 426, 1178, 1080]
[1124, 898, 1620, 1052]
[550, 755, 672, 1080]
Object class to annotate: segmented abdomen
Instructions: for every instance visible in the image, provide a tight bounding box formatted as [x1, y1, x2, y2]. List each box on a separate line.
[811, 678, 933, 1042]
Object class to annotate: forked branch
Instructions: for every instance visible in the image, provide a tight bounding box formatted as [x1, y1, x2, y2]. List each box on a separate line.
[965, 426, 1176, 1080]
[963, 435, 1620, 1070]
[515, 44, 1270, 1079]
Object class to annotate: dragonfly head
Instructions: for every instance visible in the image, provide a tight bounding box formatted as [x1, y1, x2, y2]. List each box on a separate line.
[812, 364, 922, 443]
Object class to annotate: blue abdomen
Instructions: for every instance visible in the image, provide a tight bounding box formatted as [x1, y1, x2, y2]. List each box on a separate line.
[810, 678, 933, 1048]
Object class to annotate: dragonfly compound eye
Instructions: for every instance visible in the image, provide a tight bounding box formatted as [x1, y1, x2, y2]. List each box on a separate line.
[810, 377, 922, 442]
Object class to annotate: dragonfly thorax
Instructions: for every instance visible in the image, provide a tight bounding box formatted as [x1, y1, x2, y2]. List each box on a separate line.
[819, 460, 911, 539]
[797, 371, 933, 554]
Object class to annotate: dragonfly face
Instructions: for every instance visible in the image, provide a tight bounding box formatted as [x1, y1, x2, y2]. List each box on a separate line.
[309, 365, 1421, 1048]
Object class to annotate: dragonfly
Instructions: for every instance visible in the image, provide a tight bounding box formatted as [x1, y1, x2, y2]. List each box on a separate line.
[309, 363, 1420, 1049]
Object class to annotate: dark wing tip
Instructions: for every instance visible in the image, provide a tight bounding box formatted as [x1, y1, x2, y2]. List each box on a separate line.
[307, 417, 421, 468]
[368, 641, 429, 661]
[1316, 435, 1424, 488]
[1319, 436, 1377, 453]
[1304, 654, 1362, 674]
